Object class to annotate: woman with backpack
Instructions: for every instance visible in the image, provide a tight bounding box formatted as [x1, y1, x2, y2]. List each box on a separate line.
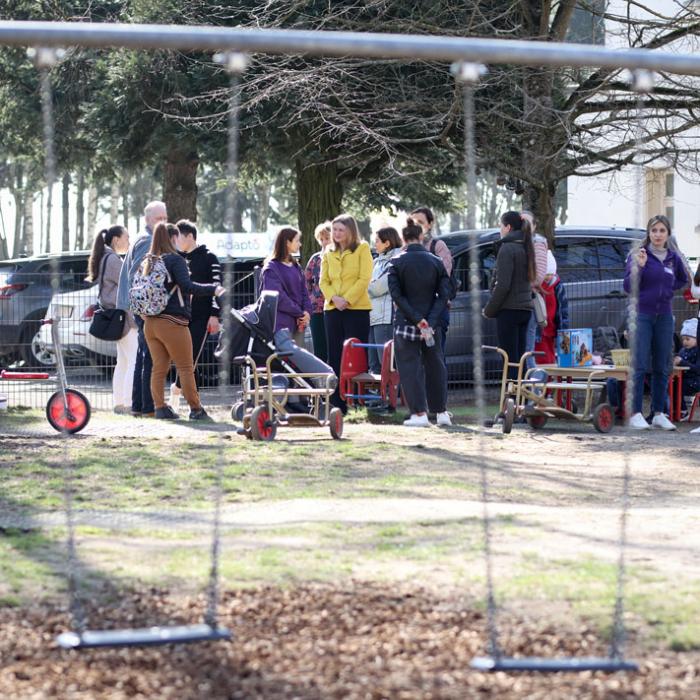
[87, 225, 136, 414]
[138, 222, 225, 420]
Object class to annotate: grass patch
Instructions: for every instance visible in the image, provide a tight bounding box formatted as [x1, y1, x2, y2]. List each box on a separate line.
[504, 553, 700, 651]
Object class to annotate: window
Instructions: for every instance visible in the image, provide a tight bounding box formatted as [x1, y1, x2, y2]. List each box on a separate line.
[453, 244, 497, 291]
[553, 239, 600, 282]
[596, 239, 632, 281]
[665, 173, 674, 198]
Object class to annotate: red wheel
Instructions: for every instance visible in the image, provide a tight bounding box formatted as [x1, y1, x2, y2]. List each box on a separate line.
[593, 403, 614, 433]
[329, 407, 344, 440]
[46, 389, 91, 434]
[528, 414, 548, 430]
[250, 405, 277, 441]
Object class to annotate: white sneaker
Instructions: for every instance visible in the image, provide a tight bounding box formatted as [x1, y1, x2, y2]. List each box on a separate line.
[651, 413, 676, 431]
[403, 414, 431, 427]
[436, 411, 452, 427]
[628, 413, 651, 430]
[690, 425, 700, 434]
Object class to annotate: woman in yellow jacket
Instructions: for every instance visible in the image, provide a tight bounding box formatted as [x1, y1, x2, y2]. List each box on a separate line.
[320, 214, 373, 412]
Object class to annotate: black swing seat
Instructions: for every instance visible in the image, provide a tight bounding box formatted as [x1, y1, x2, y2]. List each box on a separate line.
[56, 624, 232, 649]
[471, 656, 638, 673]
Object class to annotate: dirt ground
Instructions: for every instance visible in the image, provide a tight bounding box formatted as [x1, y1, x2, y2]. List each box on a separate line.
[2, 582, 700, 700]
[2, 410, 700, 698]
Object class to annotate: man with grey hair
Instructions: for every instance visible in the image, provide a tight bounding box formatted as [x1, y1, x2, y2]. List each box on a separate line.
[116, 200, 167, 416]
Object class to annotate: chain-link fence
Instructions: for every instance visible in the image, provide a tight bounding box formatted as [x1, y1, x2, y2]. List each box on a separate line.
[0, 259, 260, 411]
[2, 238, 697, 411]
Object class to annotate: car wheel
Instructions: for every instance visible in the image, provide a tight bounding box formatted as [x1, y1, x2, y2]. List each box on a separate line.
[20, 325, 56, 368]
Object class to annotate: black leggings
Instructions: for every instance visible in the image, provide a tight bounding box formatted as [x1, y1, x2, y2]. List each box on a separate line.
[324, 309, 370, 411]
[496, 308, 531, 379]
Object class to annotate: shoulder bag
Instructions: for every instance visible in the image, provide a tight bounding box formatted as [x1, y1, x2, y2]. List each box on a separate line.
[89, 254, 127, 341]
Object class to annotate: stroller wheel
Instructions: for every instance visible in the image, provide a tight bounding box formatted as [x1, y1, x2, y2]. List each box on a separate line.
[250, 406, 277, 441]
[46, 389, 91, 434]
[231, 401, 246, 422]
[329, 407, 344, 440]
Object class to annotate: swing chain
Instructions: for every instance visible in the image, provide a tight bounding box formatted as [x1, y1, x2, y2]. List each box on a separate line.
[453, 62, 502, 661]
[611, 68, 654, 661]
[206, 51, 249, 631]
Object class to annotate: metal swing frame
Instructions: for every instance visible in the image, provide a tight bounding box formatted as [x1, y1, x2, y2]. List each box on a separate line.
[4, 17, 686, 663]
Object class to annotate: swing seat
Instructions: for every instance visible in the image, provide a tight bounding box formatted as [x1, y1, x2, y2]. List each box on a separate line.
[57, 623, 232, 649]
[471, 656, 638, 673]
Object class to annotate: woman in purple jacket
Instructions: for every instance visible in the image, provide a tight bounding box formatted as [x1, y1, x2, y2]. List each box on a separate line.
[624, 215, 689, 430]
[261, 227, 313, 346]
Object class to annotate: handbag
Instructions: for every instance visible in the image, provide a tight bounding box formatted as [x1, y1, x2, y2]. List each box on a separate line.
[89, 253, 127, 341]
[533, 290, 547, 327]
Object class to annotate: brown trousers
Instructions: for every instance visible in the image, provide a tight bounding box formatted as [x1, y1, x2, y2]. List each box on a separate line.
[144, 316, 201, 411]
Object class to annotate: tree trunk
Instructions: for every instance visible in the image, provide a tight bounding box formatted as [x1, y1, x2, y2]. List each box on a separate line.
[24, 193, 34, 257]
[296, 159, 343, 263]
[522, 63, 563, 244]
[523, 181, 557, 245]
[75, 171, 85, 249]
[163, 145, 198, 222]
[44, 182, 53, 253]
[250, 182, 271, 232]
[61, 172, 71, 251]
[121, 174, 130, 229]
[10, 165, 24, 258]
[87, 182, 98, 239]
[449, 212, 461, 232]
[110, 181, 120, 222]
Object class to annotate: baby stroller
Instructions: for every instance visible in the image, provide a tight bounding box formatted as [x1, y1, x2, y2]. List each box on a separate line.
[217, 291, 343, 440]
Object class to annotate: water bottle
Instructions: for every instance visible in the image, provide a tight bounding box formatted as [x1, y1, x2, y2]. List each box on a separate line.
[420, 323, 435, 347]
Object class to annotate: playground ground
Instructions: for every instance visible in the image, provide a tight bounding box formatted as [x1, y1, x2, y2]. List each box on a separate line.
[1, 407, 700, 698]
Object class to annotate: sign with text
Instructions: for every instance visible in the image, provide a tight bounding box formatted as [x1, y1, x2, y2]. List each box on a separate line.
[198, 232, 274, 259]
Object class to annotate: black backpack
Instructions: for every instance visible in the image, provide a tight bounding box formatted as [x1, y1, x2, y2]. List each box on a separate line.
[430, 239, 461, 300]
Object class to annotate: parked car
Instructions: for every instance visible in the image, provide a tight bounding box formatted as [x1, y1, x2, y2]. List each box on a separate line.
[439, 226, 696, 381]
[38, 284, 117, 370]
[0, 251, 91, 368]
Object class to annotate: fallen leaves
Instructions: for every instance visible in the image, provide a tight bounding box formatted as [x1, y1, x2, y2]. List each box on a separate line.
[0, 582, 698, 699]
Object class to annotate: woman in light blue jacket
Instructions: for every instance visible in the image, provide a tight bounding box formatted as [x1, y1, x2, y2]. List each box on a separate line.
[368, 226, 402, 374]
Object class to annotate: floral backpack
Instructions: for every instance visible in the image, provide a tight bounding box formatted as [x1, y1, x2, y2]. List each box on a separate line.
[128, 254, 182, 316]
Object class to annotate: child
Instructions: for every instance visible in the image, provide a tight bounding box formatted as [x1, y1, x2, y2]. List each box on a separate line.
[675, 318, 700, 418]
[535, 251, 569, 364]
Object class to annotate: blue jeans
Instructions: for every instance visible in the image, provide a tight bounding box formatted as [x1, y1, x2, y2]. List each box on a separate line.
[525, 310, 537, 371]
[438, 307, 450, 356]
[132, 316, 154, 414]
[632, 312, 674, 415]
[368, 324, 393, 375]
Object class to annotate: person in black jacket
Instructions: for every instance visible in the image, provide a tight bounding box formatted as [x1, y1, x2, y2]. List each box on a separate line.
[141, 223, 225, 420]
[171, 219, 222, 397]
[483, 211, 535, 379]
[388, 218, 451, 427]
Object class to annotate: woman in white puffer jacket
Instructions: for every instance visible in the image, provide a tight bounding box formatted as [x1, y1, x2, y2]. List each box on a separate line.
[367, 226, 403, 374]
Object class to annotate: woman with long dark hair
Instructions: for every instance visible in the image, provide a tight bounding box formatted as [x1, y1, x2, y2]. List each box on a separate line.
[261, 227, 312, 346]
[368, 226, 402, 374]
[320, 214, 373, 412]
[624, 215, 688, 430]
[483, 211, 535, 378]
[141, 222, 225, 420]
[87, 225, 135, 413]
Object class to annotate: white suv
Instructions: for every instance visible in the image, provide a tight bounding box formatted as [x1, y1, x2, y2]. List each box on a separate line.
[38, 285, 117, 366]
